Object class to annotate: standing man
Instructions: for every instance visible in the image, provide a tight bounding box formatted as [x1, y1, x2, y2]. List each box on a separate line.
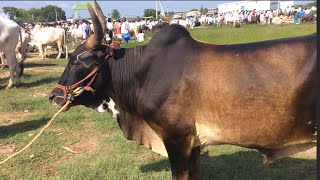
[268, 10, 273, 25]
[189, 16, 194, 29]
[121, 17, 130, 44]
[265, 11, 269, 25]
[81, 20, 89, 40]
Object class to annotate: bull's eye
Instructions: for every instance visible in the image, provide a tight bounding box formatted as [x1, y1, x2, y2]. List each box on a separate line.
[73, 60, 81, 65]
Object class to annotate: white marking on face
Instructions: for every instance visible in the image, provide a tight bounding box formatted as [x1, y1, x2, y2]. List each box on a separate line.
[107, 98, 119, 118]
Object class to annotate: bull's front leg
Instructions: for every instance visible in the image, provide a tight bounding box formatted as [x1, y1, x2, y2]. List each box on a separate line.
[56, 42, 62, 59]
[163, 125, 199, 180]
[38, 44, 44, 60]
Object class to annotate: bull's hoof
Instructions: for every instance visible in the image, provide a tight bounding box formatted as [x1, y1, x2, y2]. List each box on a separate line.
[263, 156, 273, 166]
[5, 84, 13, 90]
[15, 80, 21, 87]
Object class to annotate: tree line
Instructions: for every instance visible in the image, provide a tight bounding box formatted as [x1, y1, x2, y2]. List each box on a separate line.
[2, 6, 66, 24]
[3, 4, 216, 24]
[293, 1, 317, 9]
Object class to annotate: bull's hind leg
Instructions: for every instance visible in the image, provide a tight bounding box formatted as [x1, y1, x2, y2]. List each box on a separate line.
[262, 141, 316, 165]
[4, 51, 18, 89]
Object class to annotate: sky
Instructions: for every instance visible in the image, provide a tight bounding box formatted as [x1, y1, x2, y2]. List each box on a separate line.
[0, 1, 314, 19]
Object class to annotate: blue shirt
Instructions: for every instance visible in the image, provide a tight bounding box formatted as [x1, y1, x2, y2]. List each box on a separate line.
[299, 11, 305, 17]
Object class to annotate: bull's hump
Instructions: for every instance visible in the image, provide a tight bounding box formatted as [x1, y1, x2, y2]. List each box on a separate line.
[148, 24, 192, 46]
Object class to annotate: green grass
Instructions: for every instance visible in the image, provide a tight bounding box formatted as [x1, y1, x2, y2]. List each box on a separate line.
[0, 23, 316, 180]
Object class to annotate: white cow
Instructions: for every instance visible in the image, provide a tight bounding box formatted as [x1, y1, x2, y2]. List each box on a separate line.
[16, 31, 30, 62]
[0, 17, 23, 89]
[0, 31, 29, 69]
[224, 13, 241, 26]
[169, 19, 188, 27]
[30, 27, 68, 60]
[68, 25, 83, 45]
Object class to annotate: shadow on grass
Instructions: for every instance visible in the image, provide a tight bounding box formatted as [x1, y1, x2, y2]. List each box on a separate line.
[0, 117, 49, 139]
[17, 77, 60, 88]
[47, 53, 70, 59]
[24, 62, 58, 68]
[140, 151, 316, 179]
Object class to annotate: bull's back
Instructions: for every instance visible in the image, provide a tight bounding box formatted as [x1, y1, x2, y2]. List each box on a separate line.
[32, 28, 64, 44]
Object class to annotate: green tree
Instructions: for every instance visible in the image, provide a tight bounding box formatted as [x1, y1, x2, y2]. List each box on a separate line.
[2, 5, 66, 23]
[294, 1, 316, 9]
[200, 5, 204, 14]
[143, 9, 160, 18]
[190, 8, 198, 11]
[3, 7, 19, 19]
[204, 8, 208, 14]
[111, 9, 121, 20]
[41, 5, 66, 22]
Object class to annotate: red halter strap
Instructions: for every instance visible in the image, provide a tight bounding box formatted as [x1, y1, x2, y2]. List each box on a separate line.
[55, 54, 111, 102]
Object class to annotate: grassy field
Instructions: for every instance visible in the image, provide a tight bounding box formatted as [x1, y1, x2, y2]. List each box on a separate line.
[0, 23, 316, 180]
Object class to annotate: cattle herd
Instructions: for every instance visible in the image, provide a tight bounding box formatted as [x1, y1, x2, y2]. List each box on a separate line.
[0, 0, 317, 179]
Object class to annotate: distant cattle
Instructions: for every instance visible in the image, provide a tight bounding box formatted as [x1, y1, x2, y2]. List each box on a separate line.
[49, 1, 317, 179]
[30, 26, 68, 59]
[300, 12, 316, 23]
[0, 30, 29, 71]
[68, 25, 84, 46]
[16, 31, 30, 62]
[0, 17, 24, 89]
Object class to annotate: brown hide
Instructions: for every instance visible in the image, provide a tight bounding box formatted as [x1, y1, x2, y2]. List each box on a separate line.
[158, 37, 316, 150]
[117, 110, 167, 156]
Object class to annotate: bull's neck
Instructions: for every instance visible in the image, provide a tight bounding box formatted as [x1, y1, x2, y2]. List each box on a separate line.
[107, 46, 147, 113]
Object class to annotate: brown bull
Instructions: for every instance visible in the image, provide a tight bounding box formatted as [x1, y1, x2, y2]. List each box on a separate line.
[49, 1, 317, 179]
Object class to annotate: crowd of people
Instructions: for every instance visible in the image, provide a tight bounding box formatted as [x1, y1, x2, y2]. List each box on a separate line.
[184, 5, 317, 28]
[22, 17, 164, 44]
[16, 5, 316, 44]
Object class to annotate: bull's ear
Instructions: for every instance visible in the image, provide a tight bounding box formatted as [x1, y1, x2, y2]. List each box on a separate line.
[77, 51, 97, 68]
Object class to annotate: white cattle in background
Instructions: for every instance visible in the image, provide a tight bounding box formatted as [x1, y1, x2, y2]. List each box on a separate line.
[169, 19, 188, 27]
[16, 31, 30, 62]
[0, 30, 30, 66]
[224, 13, 241, 26]
[30, 26, 68, 60]
[0, 17, 23, 89]
[68, 25, 84, 45]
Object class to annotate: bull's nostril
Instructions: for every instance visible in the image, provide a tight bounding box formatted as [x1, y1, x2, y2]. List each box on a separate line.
[48, 94, 55, 103]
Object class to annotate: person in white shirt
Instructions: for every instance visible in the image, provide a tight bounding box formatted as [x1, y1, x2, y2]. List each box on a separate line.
[121, 17, 130, 43]
[268, 11, 274, 24]
[81, 20, 89, 39]
[137, 29, 144, 42]
[260, 11, 265, 25]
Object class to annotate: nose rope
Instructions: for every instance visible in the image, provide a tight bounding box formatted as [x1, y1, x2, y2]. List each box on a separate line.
[0, 101, 71, 165]
[0, 54, 112, 165]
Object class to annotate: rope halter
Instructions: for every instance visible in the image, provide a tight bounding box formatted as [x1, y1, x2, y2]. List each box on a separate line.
[55, 54, 111, 103]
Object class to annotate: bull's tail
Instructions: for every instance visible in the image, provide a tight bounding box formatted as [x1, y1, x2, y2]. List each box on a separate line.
[18, 28, 24, 77]
[63, 30, 68, 59]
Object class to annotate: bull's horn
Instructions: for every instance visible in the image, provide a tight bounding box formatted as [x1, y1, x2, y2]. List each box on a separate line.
[94, 0, 106, 42]
[85, 2, 103, 50]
